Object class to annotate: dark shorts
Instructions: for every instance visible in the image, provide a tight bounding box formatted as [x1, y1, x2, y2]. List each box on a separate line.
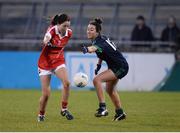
[110, 64, 129, 79]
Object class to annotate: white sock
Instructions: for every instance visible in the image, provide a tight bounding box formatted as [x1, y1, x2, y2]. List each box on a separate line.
[61, 108, 67, 112]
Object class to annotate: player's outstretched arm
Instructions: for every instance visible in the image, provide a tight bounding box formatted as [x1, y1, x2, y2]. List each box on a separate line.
[82, 45, 97, 54]
[88, 46, 97, 53]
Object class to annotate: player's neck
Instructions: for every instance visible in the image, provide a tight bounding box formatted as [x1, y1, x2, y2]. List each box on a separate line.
[91, 34, 99, 41]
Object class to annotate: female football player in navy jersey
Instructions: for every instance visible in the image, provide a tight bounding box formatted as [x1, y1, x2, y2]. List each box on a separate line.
[82, 18, 129, 121]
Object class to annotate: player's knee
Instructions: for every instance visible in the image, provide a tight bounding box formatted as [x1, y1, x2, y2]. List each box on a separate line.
[106, 88, 113, 96]
[63, 80, 70, 90]
[42, 87, 50, 99]
[93, 76, 101, 85]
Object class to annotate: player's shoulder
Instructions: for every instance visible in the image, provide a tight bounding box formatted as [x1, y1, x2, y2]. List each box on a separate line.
[96, 35, 108, 44]
[101, 35, 108, 40]
[67, 28, 72, 32]
[95, 35, 107, 46]
[67, 28, 72, 37]
[67, 28, 72, 34]
[46, 25, 56, 33]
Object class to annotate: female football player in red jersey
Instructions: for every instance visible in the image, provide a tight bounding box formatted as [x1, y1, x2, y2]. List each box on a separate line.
[37, 13, 73, 121]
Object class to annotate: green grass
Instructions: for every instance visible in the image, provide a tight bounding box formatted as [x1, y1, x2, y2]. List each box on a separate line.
[0, 89, 180, 132]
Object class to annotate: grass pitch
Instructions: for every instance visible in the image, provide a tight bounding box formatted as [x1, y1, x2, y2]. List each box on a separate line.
[0, 89, 180, 132]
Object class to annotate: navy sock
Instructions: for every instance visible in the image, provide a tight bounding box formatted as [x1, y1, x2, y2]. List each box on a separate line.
[99, 102, 106, 109]
[115, 108, 124, 114]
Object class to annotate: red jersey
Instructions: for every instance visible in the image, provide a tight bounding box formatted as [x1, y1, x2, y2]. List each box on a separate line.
[38, 25, 72, 70]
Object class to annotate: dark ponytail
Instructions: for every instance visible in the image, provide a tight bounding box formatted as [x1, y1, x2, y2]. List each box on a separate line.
[95, 18, 102, 25]
[51, 14, 59, 25]
[51, 13, 70, 26]
[89, 18, 103, 33]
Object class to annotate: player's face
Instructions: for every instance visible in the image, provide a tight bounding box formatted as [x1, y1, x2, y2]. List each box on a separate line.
[136, 19, 144, 27]
[168, 17, 176, 28]
[87, 24, 99, 40]
[57, 21, 70, 35]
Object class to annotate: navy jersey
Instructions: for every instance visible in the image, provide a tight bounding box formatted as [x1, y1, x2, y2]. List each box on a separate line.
[92, 35, 129, 79]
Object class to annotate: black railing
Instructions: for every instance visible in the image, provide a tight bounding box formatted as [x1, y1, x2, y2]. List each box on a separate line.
[0, 38, 177, 52]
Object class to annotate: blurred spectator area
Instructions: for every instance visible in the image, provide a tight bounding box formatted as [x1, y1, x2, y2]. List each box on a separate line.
[0, 0, 180, 52]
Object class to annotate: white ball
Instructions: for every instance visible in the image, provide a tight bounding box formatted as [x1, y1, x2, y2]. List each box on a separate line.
[73, 72, 88, 87]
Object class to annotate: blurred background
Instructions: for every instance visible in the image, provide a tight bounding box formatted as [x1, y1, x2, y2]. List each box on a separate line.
[0, 0, 180, 91]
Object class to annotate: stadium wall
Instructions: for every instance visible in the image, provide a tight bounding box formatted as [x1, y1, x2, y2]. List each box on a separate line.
[0, 51, 61, 89]
[0, 51, 175, 91]
[155, 61, 180, 91]
[66, 52, 175, 91]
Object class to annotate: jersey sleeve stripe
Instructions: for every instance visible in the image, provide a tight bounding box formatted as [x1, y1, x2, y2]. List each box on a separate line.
[105, 40, 116, 51]
[93, 45, 102, 53]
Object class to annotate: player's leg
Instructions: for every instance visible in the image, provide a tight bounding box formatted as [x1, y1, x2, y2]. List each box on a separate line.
[55, 65, 73, 120]
[38, 74, 51, 122]
[106, 79, 121, 108]
[106, 80, 126, 121]
[93, 69, 117, 102]
[93, 69, 117, 117]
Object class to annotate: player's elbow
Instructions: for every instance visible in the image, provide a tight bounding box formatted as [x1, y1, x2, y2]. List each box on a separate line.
[43, 38, 49, 44]
[43, 35, 51, 44]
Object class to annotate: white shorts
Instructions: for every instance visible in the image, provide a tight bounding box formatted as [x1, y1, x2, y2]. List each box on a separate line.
[38, 64, 66, 76]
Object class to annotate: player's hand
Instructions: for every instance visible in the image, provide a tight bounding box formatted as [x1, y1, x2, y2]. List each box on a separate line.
[95, 64, 101, 75]
[82, 45, 88, 54]
[47, 42, 52, 46]
[43, 42, 52, 46]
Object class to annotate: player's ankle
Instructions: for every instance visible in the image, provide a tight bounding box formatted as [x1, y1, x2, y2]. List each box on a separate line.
[99, 102, 106, 110]
[39, 110, 45, 116]
[115, 108, 124, 115]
